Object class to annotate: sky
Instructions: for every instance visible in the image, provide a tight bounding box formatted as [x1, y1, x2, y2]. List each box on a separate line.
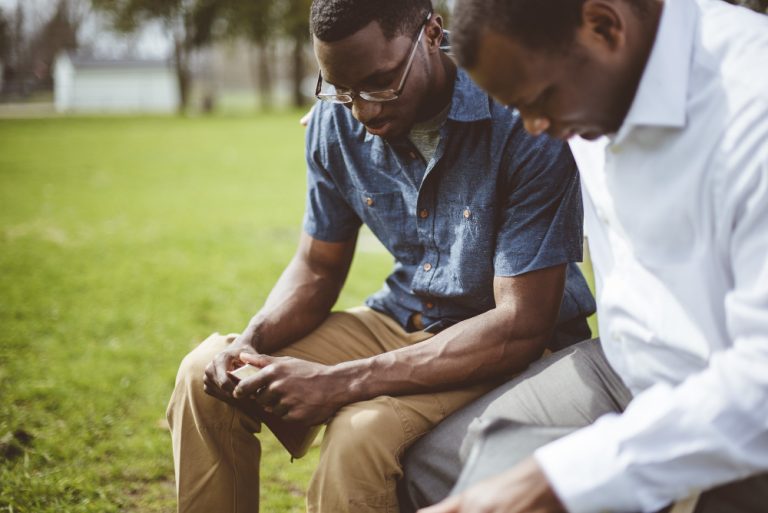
[0, 0, 172, 59]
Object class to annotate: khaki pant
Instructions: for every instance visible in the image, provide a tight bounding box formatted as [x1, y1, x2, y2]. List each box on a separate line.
[166, 307, 495, 513]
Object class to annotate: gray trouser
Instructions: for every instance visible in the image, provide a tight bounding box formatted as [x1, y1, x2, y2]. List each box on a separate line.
[399, 338, 768, 513]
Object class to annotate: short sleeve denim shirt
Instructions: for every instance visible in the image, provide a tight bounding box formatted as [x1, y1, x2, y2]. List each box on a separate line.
[304, 69, 595, 332]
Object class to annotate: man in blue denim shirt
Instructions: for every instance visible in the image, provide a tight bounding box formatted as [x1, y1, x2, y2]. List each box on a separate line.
[167, 1, 594, 512]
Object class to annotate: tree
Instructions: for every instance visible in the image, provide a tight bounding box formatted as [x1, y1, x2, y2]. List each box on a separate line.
[28, 0, 81, 84]
[0, 8, 10, 64]
[222, 0, 278, 109]
[91, 0, 225, 113]
[230, 0, 313, 109]
[280, 0, 312, 108]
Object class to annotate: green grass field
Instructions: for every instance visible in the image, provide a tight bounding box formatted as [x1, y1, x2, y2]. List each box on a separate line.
[0, 113, 394, 512]
[0, 113, 595, 513]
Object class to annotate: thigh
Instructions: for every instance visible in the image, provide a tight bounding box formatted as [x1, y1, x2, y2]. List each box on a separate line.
[451, 419, 577, 496]
[459, 338, 631, 427]
[275, 306, 431, 365]
[322, 382, 495, 472]
[400, 338, 631, 510]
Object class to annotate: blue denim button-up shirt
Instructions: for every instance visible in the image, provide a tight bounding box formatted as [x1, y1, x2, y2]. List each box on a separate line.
[304, 69, 595, 335]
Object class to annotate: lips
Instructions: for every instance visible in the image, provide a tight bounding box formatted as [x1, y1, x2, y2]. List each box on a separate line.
[365, 118, 389, 128]
[364, 119, 394, 136]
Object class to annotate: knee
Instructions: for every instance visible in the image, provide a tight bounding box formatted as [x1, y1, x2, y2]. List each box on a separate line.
[166, 333, 234, 424]
[166, 349, 207, 427]
[175, 344, 212, 393]
[321, 397, 404, 473]
[175, 332, 235, 387]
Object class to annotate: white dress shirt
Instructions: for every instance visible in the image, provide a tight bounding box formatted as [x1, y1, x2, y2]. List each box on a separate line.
[535, 0, 768, 511]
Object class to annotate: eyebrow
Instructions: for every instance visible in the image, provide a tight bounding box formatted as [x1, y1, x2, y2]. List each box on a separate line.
[360, 66, 401, 85]
[326, 51, 410, 90]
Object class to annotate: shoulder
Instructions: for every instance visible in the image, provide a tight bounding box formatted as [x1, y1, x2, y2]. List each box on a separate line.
[493, 106, 574, 182]
[306, 100, 366, 157]
[695, 0, 768, 106]
[460, 81, 573, 180]
[690, 2, 768, 227]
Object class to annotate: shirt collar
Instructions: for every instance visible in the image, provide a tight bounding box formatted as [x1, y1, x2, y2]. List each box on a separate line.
[614, 0, 698, 143]
[364, 68, 491, 144]
[448, 68, 492, 122]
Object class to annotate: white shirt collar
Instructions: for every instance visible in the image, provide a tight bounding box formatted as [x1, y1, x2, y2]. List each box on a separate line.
[614, 0, 698, 143]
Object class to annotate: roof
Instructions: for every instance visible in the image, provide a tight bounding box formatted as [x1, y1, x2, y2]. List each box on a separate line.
[62, 54, 173, 71]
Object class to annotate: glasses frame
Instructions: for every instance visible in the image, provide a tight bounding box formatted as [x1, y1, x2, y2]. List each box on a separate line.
[315, 11, 433, 104]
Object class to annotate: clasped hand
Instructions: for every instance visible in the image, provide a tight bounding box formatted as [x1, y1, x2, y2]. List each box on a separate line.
[203, 345, 348, 426]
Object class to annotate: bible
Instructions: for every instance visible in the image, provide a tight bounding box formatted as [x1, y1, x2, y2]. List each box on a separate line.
[229, 364, 323, 460]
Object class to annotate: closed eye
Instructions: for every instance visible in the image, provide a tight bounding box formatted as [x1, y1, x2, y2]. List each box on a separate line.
[360, 71, 401, 92]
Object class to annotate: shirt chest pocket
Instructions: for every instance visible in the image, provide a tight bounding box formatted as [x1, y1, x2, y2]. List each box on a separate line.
[351, 189, 410, 255]
[435, 200, 495, 252]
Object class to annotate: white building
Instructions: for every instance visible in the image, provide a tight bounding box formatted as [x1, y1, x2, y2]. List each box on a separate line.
[54, 54, 180, 113]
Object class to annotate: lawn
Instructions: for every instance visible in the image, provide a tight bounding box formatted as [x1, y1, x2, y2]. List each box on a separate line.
[0, 113, 595, 513]
[0, 113, 393, 512]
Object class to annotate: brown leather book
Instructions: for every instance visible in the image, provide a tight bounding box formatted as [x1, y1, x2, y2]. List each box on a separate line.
[230, 364, 323, 460]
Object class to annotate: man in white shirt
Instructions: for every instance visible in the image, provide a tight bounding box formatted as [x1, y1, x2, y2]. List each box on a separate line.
[399, 0, 768, 512]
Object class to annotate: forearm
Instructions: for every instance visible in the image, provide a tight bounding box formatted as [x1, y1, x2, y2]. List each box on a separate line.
[339, 304, 551, 401]
[240, 256, 343, 354]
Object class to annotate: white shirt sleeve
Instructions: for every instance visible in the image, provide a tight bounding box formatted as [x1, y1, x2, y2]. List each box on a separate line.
[535, 151, 768, 513]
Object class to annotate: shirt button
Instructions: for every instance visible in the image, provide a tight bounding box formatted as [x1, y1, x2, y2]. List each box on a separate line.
[463, 209, 472, 219]
[419, 209, 429, 219]
[423, 262, 433, 272]
[425, 302, 434, 309]
[409, 151, 418, 159]
[365, 197, 374, 207]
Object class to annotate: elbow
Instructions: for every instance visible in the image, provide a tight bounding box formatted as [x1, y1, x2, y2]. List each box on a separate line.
[495, 314, 555, 373]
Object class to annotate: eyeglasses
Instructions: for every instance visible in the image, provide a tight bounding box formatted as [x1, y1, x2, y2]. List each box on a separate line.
[315, 12, 432, 104]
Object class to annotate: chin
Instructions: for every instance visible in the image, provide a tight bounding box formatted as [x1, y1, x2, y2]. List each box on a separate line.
[369, 124, 406, 140]
[580, 131, 604, 141]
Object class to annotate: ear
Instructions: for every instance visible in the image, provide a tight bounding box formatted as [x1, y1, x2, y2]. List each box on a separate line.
[579, 0, 627, 52]
[425, 14, 445, 53]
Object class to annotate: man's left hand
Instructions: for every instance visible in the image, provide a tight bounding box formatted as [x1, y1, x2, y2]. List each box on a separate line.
[418, 457, 566, 513]
[232, 353, 351, 425]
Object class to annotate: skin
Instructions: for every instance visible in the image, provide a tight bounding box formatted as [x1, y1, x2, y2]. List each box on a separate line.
[203, 15, 568, 432]
[313, 14, 456, 139]
[419, 1, 664, 512]
[419, 458, 565, 513]
[467, 0, 662, 140]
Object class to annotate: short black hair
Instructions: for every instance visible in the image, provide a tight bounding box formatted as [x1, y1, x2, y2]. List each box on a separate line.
[452, 0, 651, 67]
[310, 0, 433, 42]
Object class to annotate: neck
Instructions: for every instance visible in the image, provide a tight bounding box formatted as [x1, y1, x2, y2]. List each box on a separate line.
[415, 52, 456, 122]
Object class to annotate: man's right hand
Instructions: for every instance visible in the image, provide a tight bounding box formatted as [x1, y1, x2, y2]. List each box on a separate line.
[202, 335, 260, 402]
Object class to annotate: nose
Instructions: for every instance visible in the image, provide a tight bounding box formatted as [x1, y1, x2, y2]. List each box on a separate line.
[521, 115, 551, 137]
[351, 97, 384, 125]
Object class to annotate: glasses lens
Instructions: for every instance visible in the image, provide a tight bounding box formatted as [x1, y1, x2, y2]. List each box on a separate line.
[317, 94, 353, 104]
[359, 90, 398, 102]
[316, 79, 352, 103]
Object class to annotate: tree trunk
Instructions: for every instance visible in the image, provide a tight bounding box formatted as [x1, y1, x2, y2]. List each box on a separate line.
[291, 37, 305, 108]
[173, 38, 190, 115]
[250, 42, 273, 111]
